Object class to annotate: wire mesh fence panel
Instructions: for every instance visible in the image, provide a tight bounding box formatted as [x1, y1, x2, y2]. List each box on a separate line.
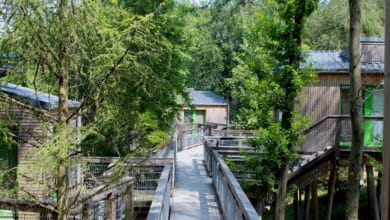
[84, 162, 110, 188]
[90, 200, 108, 220]
[115, 195, 126, 220]
[0, 211, 55, 220]
[129, 169, 162, 191]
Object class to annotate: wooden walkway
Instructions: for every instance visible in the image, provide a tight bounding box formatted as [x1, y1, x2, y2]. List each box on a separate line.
[170, 146, 222, 220]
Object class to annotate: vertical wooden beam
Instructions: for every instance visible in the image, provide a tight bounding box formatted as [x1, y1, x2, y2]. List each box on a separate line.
[255, 197, 265, 219]
[366, 164, 380, 220]
[377, 172, 382, 206]
[311, 180, 318, 220]
[303, 184, 311, 220]
[325, 166, 337, 220]
[382, 1, 390, 219]
[107, 193, 115, 220]
[124, 186, 134, 219]
[293, 190, 300, 220]
[82, 203, 90, 220]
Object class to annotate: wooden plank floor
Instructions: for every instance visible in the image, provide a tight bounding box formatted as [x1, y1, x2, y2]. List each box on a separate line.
[170, 146, 222, 220]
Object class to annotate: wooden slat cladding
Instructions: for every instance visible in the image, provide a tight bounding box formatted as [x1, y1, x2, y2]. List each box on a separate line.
[0, 97, 79, 200]
[361, 41, 384, 63]
[301, 73, 383, 123]
[177, 106, 228, 125]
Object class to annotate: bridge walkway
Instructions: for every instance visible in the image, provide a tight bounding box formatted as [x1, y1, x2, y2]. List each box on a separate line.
[170, 145, 222, 220]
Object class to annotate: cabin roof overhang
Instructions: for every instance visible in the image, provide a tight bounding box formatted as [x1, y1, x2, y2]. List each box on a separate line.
[0, 82, 81, 110]
[178, 89, 228, 107]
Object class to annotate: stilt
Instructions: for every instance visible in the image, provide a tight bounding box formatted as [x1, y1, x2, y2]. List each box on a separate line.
[325, 166, 337, 220]
[366, 164, 380, 220]
[310, 180, 318, 220]
[293, 190, 300, 220]
[303, 184, 311, 220]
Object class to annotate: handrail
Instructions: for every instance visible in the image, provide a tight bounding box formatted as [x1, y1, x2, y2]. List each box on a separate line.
[146, 164, 172, 220]
[301, 115, 384, 153]
[204, 139, 259, 220]
[304, 115, 384, 134]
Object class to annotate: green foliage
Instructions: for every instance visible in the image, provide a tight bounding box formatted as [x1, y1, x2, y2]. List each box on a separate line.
[182, 0, 261, 100]
[304, 0, 384, 50]
[225, 1, 318, 217]
[0, 0, 187, 156]
[81, 1, 186, 156]
[0, 105, 18, 191]
[233, 123, 303, 198]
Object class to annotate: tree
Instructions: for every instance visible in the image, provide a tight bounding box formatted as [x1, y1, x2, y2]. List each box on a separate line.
[269, 2, 317, 219]
[381, 0, 390, 218]
[345, 0, 364, 219]
[304, 0, 384, 50]
[0, 0, 186, 218]
[227, 0, 317, 219]
[182, 0, 255, 104]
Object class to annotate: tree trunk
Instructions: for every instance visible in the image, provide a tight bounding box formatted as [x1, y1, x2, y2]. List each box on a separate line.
[366, 164, 380, 220]
[56, 1, 70, 219]
[273, 163, 290, 220]
[325, 166, 337, 220]
[345, 0, 363, 219]
[381, 0, 390, 218]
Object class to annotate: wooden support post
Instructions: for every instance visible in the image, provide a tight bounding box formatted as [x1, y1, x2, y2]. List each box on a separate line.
[107, 193, 115, 220]
[377, 171, 382, 208]
[366, 164, 380, 220]
[303, 184, 311, 220]
[293, 190, 300, 220]
[325, 166, 337, 220]
[382, 0, 390, 218]
[82, 203, 90, 220]
[124, 186, 134, 219]
[255, 197, 265, 219]
[310, 180, 318, 220]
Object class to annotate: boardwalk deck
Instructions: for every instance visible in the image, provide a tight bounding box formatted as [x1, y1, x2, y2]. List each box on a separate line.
[170, 146, 222, 220]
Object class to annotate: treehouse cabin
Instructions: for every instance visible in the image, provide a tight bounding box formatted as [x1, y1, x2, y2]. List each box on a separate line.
[0, 82, 81, 199]
[301, 37, 384, 152]
[176, 88, 229, 130]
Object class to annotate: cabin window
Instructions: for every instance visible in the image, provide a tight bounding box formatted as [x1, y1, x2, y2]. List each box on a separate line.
[184, 110, 192, 124]
[365, 87, 383, 144]
[340, 85, 350, 115]
[339, 85, 383, 146]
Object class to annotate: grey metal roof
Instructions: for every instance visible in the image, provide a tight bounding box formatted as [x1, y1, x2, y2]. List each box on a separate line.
[0, 82, 81, 110]
[188, 90, 228, 106]
[302, 50, 384, 73]
[360, 37, 384, 43]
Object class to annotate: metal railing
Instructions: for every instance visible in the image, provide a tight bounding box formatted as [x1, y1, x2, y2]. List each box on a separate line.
[80, 158, 172, 202]
[204, 140, 259, 220]
[79, 176, 134, 220]
[210, 130, 256, 138]
[179, 128, 204, 150]
[146, 164, 172, 220]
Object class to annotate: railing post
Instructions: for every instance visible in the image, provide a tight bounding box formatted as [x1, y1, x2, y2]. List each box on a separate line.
[82, 203, 90, 220]
[107, 193, 115, 220]
[124, 186, 134, 220]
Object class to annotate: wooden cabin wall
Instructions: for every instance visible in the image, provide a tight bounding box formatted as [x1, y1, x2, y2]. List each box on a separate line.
[0, 99, 79, 200]
[200, 105, 228, 125]
[176, 105, 228, 126]
[300, 73, 383, 124]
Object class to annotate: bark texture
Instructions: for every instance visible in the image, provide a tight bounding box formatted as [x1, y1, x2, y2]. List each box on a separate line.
[345, 0, 363, 219]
